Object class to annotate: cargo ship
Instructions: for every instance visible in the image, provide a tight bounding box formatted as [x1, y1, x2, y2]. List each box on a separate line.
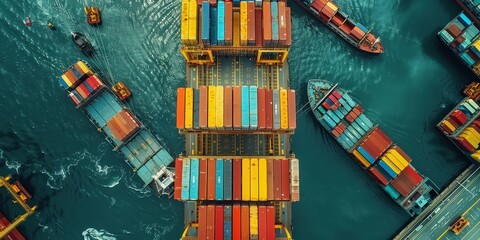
[177, 0, 299, 238]
[293, 0, 384, 54]
[456, 0, 480, 26]
[437, 90, 480, 165]
[438, 12, 480, 79]
[307, 80, 438, 216]
[56, 60, 175, 197]
[0, 212, 25, 240]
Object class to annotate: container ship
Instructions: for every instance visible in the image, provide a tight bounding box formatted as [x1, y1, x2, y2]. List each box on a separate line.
[307, 80, 438, 216]
[438, 12, 480, 78]
[293, 0, 384, 54]
[456, 0, 480, 26]
[437, 83, 480, 165]
[56, 60, 175, 197]
[0, 212, 25, 240]
[177, 0, 300, 238]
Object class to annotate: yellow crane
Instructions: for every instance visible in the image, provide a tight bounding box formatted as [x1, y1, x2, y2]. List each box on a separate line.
[0, 175, 37, 239]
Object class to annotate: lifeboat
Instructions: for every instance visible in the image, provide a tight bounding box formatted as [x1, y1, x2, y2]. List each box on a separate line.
[112, 82, 132, 101]
[84, 6, 102, 25]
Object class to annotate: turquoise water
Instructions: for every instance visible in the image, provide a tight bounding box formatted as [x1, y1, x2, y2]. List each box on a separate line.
[0, 0, 473, 239]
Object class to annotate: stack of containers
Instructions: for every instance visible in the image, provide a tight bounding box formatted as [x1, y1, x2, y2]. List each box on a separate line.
[176, 87, 297, 131]
[438, 98, 479, 135]
[174, 158, 300, 202]
[67, 75, 104, 106]
[180, 0, 198, 45]
[460, 0, 480, 22]
[464, 82, 480, 101]
[106, 110, 141, 142]
[58, 60, 93, 90]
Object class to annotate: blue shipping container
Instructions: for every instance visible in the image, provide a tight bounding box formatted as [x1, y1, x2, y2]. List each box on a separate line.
[216, 159, 224, 200]
[342, 94, 356, 108]
[384, 184, 400, 199]
[223, 159, 232, 200]
[210, 7, 218, 45]
[379, 160, 397, 179]
[322, 115, 336, 129]
[202, 2, 210, 43]
[338, 98, 352, 111]
[249, 86, 258, 129]
[224, 206, 232, 239]
[190, 158, 199, 200]
[271, 2, 279, 45]
[357, 146, 375, 164]
[194, 89, 200, 129]
[459, 12, 473, 26]
[242, 86, 250, 129]
[181, 159, 191, 200]
[218, 1, 225, 45]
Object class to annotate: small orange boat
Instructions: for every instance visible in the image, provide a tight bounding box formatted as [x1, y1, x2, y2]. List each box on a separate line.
[84, 6, 102, 25]
[112, 82, 131, 101]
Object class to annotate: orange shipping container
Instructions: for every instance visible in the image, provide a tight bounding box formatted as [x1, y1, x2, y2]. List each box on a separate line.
[177, 88, 186, 129]
[278, 2, 287, 45]
[233, 86, 242, 129]
[262, 2, 272, 45]
[286, 7, 292, 46]
[247, 2, 255, 45]
[225, 86, 233, 129]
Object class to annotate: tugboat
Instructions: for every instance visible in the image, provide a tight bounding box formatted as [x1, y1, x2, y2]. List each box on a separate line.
[112, 82, 132, 101]
[71, 32, 95, 57]
[47, 21, 56, 31]
[84, 6, 102, 25]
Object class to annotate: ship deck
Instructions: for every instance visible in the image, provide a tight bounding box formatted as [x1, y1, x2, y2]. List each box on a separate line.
[186, 56, 289, 89]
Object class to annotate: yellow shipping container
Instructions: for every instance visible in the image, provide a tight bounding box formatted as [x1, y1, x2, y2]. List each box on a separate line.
[466, 127, 480, 140]
[240, 2, 248, 46]
[258, 158, 267, 201]
[216, 86, 224, 128]
[185, 88, 194, 129]
[250, 158, 259, 201]
[464, 129, 480, 146]
[473, 40, 480, 49]
[208, 86, 216, 128]
[326, 2, 338, 12]
[460, 133, 479, 148]
[471, 152, 480, 161]
[443, 120, 456, 132]
[352, 150, 370, 168]
[280, 89, 288, 130]
[188, 0, 197, 45]
[250, 205, 259, 237]
[389, 149, 409, 167]
[381, 156, 400, 174]
[76, 61, 93, 75]
[181, 0, 189, 44]
[233, 12, 240, 47]
[61, 75, 74, 87]
[385, 153, 405, 171]
[242, 158, 251, 201]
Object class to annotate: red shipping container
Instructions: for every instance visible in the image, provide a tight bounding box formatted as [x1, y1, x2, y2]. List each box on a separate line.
[368, 166, 388, 185]
[322, 101, 330, 110]
[79, 82, 91, 96]
[281, 159, 290, 200]
[278, 2, 287, 45]
[199, 86, 208, 129]
[373, 127, 392, 147]
[234, 87, 242, 129]
[255, 9, 263, 46]
[266, 206, 275, 240]
[207, 205, 215, 239]
[69, 93, 80, 105]
[75, 84, 88, 99]
[273, 159, 282, 200]
[368, 134, 387, 157]
[233, 204, 241, 240]
[331, 129, 340, 138]
[198, 205, 207, 239]
[403, 165, 423, 187]
[174, 158, 183, 200]
[241, 205, 250, 240]
[199, 158, 207, 200]
[258, 88, 266, 130]
[86, 76, 99, 89]
[451, 110, 468, 124]
[262, 2, 272, 45]
[361, 139, 379, 160]
[233, 159, 242, 200]
[208, 159, 216, 200]
[267, 159, 274, 200]
[216, 206, 224, 240]
[92, 75, 104, 86]
[247, 2, 255, 45]
[391, 178, 411, 198]
[225, 86, 233, 129]
[286, 7, 292, 46]
[448, 117, 460, 128]
[265, 89, 273, 129]
[258, 206, 267, 240]
[177, 88, 185, 129]
[439, 123, 453, 134]
[288, 89, 296, 129]
[225, 2, 233, 45]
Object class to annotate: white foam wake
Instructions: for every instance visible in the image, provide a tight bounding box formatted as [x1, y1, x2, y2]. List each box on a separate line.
[82, 228, 116, 240]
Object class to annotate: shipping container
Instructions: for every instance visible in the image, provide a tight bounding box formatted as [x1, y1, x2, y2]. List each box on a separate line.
[199, 158, 207, 200]
[181, 0, 189, 44]
[211, 6, 218, 45]
[216, 86, 224, 129]
[216, 159, 224, 200]
[242, 158, 251, 200]
[200, 86, 208, 129]
[278, 2, 287, 45]
[271, 2, 279, 46]
[250, 158, 259, 201]
[194, 88, 200, 129]
[258, 206, 267, 240]
[250, 205, 258, 238]
[255, 9, 263, 47]
[234, 86, 242, 130]
[281, 159, 290, 200]
[233, 204, 241, 240]
[176, 88, 185, 129]
[258, 158, 267, 201]
[202, 2, 210, 44]
[181, 158, 191, 200]
[249, 86, 258, 129]
[224, 159, 233, 200]
[262, 2, 272, 46]
[290, 158, 300, 201]
[188, 0, 198, 45]
[286, 7, 292, 46]
[225, 2, 233, 45]
[225, 86, 233, 129]
[266, 206, 275, 240]
[265, 89, 273, 129]
[247, 2, 255, 46]
[174, 158, 182, 200]
[224, 206, 232, 239]
[273, 90, 281, 130]
[208, 158, 216, 200]
[199, 205, 207, 240]
[258, 88, 266, 130]
[273, 159, 281, 200]
[185, 88, 193, 129]
[241, 205, 250, 240]
[190, 158, 199, 200]
[240, 2, 248, 46]
[233, 159, 242, 200]
[218, 1, 225, 45]
[242, 86, 250, 129]
[216, 205, 224, 240]
[208, 86, 216, 128]
[280, 89, 288, 130]
[207, 205, 215, 239]
[267, 159, 274, 200]
[287, 89, 296, 129]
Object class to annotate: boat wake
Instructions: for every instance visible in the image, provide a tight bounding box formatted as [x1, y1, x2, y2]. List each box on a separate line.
[82, 228, 117, 240]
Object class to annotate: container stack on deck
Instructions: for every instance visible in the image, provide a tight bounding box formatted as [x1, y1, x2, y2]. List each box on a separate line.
[57, 60, 175, 196]
[177, 0, 299, 239]
[437, 94, 480, 165]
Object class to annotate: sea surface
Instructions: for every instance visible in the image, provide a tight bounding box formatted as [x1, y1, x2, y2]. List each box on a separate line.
[0, 0, 474, 239]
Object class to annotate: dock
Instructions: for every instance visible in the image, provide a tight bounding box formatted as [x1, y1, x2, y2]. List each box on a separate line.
[394, 164, 480, 239]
